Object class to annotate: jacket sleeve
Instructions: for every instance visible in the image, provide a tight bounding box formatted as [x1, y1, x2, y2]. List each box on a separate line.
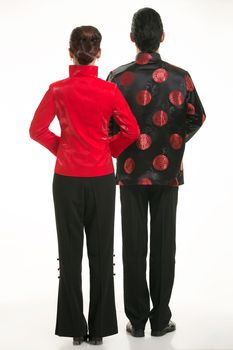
[109, 85, 140, 158]
[29, 85, 60, 156]
[106, 72, 120, 137]
[185, 73, 206, 142]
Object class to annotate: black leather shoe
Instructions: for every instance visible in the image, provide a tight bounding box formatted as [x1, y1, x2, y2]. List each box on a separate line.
[88, 336, 103, 345]
[73, 336, 86, 345]
[151, 321, 176, 337]
[126, 322, 144, 337]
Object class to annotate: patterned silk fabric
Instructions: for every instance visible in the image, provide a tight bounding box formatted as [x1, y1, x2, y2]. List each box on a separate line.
[107, 52, 206, 186]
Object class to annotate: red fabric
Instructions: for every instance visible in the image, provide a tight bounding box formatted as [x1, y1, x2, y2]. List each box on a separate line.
[30, 65, 140, 177]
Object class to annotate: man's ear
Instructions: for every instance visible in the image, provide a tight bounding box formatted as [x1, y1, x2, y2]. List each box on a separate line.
[160, 32, 165, 43]
[130, 32, 135, 43]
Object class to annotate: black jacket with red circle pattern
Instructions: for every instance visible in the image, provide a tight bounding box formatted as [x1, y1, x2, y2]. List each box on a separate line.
[107, 52, 206, 186]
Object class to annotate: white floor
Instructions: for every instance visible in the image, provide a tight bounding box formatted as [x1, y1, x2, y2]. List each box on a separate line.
[1, 293, 233, 350]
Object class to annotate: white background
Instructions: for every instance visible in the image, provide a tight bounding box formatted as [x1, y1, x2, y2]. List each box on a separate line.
[0, 0, 233, 349]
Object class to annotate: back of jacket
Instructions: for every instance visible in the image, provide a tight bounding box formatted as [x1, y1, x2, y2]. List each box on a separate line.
[30, 65, 140, 177]
[108, 52, 206, 186]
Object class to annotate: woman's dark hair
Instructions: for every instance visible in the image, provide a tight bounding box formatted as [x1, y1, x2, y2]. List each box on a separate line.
[131, 8, 163, 52]
[69, 26, 102, 65]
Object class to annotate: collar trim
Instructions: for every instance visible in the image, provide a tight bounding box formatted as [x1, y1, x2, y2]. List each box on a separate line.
[135, 52, 161, 65]
[69, 65, 98, 78]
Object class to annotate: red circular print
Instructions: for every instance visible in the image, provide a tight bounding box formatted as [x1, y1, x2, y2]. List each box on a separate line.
[170, 133, 183, 150]
[152, 68, 169, 83]
[185, 75, 194, 91]
[136, 53, 152, 65]
[187, 103, 195, 115]
[124, 158, 135, 174]
[169, 90, 184, 106]
[136, 134, 152, 150]
[153, 155, 169, 171]
[202, 114, 206, 124]
[152, 110, 168, 127]
[119, 71, 135, 87]
[136, 90, 152, 106]
[138, 178, 153, 185]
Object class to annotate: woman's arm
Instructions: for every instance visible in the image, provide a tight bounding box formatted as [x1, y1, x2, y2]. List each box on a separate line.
[29, 85, 60, 156]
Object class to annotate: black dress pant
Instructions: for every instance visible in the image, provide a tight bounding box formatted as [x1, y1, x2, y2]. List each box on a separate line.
[53, 173, 118, 337]
[120, 185, 178, 331]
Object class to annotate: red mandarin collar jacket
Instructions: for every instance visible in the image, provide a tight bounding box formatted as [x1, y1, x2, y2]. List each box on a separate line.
[29, 65, 140, 177]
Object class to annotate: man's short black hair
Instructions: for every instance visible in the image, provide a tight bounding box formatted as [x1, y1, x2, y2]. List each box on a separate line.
[131, 8, 163, 52]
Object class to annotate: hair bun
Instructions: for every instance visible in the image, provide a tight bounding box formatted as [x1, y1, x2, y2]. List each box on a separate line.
[76, 50, 94, 65]
[69, 26, 102, 65]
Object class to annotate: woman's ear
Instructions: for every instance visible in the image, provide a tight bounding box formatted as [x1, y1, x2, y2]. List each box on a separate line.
[96, 49, 101, 59]
[69, 48, 74, 59]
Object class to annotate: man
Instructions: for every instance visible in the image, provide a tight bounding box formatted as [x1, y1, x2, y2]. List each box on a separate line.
[107, 8, 205, 338]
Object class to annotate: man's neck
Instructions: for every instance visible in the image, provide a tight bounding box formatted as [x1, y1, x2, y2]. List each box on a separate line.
[136, 48, 159, 54]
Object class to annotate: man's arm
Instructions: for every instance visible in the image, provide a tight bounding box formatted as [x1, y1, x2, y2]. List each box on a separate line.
[29, 86, 60, 155]
[185, 73, 206, 142]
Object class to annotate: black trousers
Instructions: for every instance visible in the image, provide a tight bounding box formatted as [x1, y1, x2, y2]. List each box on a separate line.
[53, 173, 118, 337]
[120, 185, 178, 331]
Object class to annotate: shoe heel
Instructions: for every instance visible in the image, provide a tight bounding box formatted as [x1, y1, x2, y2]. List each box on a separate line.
[73, 336, 84, 345]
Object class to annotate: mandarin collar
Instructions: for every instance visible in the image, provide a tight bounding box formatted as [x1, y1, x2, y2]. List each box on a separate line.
[69, 65, 98, 78]
[135, 52, 161, 64]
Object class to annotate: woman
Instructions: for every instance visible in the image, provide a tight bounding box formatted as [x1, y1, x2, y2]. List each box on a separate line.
[29, 26, 140, 345]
